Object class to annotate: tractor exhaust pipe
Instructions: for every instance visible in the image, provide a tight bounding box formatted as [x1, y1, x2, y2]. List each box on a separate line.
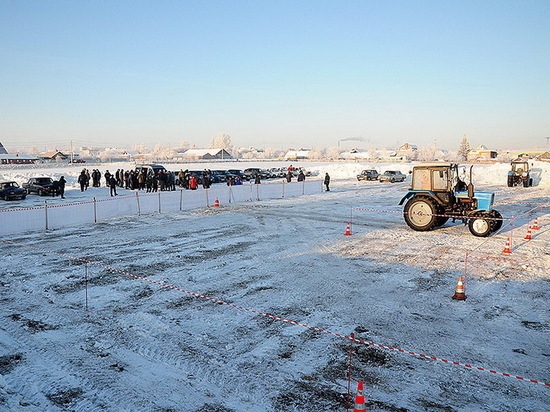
[467, 165, 474, 198]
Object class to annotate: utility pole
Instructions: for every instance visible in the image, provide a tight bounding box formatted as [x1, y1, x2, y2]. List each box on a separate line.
[70, 140, 74, 164]
[546, 137, 550, 146]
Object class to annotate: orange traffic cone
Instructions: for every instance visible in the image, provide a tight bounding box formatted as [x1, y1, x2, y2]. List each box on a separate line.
[524, 226, 532, 240]
[501, 237, 512, 254]
[452, 276, 467, 300]
[344, 223, 352, 236]
[353, 381, 367, 412]
[213, 198, 220, 207]
[531, 217, 539, 231]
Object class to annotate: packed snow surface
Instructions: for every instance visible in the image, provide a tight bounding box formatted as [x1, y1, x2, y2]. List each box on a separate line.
[0, 161, 548, 411]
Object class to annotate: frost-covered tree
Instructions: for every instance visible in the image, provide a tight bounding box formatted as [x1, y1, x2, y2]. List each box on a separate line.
[458, 134, 471, 160]
[210, 134, 233, 151]
[150, 144, 177, 160]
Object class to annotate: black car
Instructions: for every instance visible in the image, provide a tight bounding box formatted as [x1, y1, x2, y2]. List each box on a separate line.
[0, 181, 27, 200]
[210, 170, 227, 183]
[22, 177, 59, 196]
[227, 169, 251, 181]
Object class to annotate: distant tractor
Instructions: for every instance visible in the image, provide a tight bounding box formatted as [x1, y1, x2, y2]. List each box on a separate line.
[507, 159, 532, 187]
[399, 163, 502, 237]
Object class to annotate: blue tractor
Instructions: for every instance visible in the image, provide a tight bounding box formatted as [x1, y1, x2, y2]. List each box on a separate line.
[398, 163, 502, 237]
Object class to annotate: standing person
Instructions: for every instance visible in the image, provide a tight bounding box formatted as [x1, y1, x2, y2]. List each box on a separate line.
[138, 170, 145, 190]
[78, 170, 87, 192]
[104, 170, 111, 187]
[254, 174, 261, 184]
[297, 170, 305, 182]
[286, 170, 292, 183]
[189, 175, 198, 190]
[324, 172, 330, 191]
[58, 176, 66, 198]
[84, 169, 91, 189]
[202, 169, 211, 189]
[109, 175, 118, 196]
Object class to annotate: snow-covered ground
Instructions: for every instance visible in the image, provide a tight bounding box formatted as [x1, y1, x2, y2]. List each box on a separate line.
[0, 161, 548, 411]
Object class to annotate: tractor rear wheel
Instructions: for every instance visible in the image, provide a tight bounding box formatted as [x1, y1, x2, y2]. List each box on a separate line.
[404, 197, 438, 231]
[490, 210, 503, 232]
[468, 213, 492, 237]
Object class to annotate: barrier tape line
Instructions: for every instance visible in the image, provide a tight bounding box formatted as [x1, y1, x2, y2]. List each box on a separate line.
[353, 207, 514, 221]
[1, 238, 548, 387]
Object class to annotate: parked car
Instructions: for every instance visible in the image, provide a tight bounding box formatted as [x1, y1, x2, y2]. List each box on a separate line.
[0, 181, 27, 200]
[22, 177, 59, 196]
[357, 169, 379, 181]
[379, 170, 406, 183]
[68, 158, 86, 163]
[268, 167, 286, 178]
[210, 170, 227, 183]
[244, 168, 271, 179]
[227, 169, 251, 181]
[135, 164, 166, 178]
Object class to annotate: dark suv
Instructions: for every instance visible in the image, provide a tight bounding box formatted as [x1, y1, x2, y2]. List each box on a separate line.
[357, 169, 379, 181]
[0, 181, 27, 200]
[23, 177, 59, 196]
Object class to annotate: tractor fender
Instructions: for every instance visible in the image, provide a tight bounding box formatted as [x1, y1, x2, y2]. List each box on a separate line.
[399, 191, 442, 206]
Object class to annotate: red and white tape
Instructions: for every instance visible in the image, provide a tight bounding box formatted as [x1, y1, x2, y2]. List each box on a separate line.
[1, 238, 548, 387]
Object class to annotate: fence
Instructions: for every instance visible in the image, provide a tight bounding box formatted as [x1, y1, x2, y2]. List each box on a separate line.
[0, 180, 323, 235]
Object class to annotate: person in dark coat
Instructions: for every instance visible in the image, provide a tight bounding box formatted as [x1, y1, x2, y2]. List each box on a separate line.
[78, 170, 87, 192]
[109, 175, 118, 196]
[58, 176, 66, 198]
[105, 170, 111, 187]
[297, 170, 305, 182]
[286, 171, 292, 183]
[254, 174, 261, 184]
[324, 173, 330, 191]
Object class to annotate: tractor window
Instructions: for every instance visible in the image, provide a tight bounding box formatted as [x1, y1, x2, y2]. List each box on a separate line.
[432, 170, 448, 191]
[413, 169, 431, 190]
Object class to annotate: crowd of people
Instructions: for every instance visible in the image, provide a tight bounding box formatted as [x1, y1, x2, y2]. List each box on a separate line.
[52, 166, 330, 198]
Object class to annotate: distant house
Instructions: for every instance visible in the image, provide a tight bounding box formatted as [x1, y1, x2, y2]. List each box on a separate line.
[39, 150, 69, 161]
[0, 153, 38, 165]
[339, 149, 373, 160]
[537, 151, 550, 162]
[467, 145, 498, 161]
[396, 143, 418, 160]
[179, 148, 233, 160]
[284, 149, 311, 160]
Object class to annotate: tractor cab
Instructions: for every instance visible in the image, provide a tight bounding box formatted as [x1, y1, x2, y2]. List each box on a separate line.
[399, 163, 502, 237]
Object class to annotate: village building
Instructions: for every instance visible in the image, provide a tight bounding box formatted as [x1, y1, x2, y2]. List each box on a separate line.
[0, 142, 38, 164]
[0, 153, 38, 165]
[467, 145, 498, 161]
[38, 150, 69, 161]
[284, 149, 311, 160]
[178, 148, 233, 160]
[395, 142, 418, 161]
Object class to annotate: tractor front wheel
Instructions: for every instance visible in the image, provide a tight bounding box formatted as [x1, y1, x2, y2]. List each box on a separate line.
[404, 197, 438, 231]
[468, 213, 492, 237]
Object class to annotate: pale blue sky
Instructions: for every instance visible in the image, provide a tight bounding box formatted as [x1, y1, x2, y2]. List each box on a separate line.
[1, 0, 549, 151]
